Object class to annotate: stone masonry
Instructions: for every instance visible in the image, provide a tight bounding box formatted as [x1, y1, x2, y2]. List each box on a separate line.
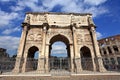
[13, 12, 106, 74]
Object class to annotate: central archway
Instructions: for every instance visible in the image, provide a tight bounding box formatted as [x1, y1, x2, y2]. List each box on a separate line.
[49, 34, 71, 71]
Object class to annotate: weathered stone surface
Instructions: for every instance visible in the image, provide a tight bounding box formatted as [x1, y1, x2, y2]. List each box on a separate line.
[13, 12, 106, 74]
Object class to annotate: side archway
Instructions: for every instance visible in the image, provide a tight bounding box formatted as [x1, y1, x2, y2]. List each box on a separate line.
[80, 46, 93, 71]
[26, 46, 39, 72]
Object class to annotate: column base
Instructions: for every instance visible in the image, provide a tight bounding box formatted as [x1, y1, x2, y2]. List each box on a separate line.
[45, 58, 49, 73]
[37, 58, 45, 73]
[12, 69, 20, 74]
[92, 58, 97, 71]
[98, 57, 107, 72]
[74, 58, 82, 73]
[36, 69, 45, 73]
[45, 68, 49, 73]
[12, 57, 23, 74]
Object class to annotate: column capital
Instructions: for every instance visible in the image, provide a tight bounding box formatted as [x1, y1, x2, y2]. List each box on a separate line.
[72, 24, 76, 32]
[69, 43, 73, 46]
[70, 24, 77, 32]
[21, 22, 29, 27]
[88, 17, 96, 28]
[21, 22, 29, 31]
[42, 23, 49, 32]
[90, 26, 96, 33]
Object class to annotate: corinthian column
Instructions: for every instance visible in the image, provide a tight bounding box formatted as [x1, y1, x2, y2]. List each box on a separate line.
[45, 44, 49, 73]
[72, 25, 82, 73]
[37, 23, 47, 73]
[90, 26, 106, 72]
[13, 23, 28, 73]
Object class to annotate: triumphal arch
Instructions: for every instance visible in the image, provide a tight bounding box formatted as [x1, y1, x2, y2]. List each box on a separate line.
[13, 12, 106, 74]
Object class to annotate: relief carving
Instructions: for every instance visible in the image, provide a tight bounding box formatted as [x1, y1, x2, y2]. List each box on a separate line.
[27, 33, 42, 41]
[31, 15, 45, 22]
[48, 29, 71, 36]
[71, 16, 81, 26]
[27, 34, 34, 40]
[80, 17, 87, 24]
[77, 34, 83, 45]
[85, 34, 91, 42]
[32, 15, 37, 22]
[38, 15, 46, 21]
[27, 29, 42, 41]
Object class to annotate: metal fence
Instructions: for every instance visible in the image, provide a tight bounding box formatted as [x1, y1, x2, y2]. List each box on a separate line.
[49, 57, 70, 71]
[103, 58, 120, 71]
[0, 58, 15, 73]
[26, 58, 38, 72]
[0, 57, 120, 75]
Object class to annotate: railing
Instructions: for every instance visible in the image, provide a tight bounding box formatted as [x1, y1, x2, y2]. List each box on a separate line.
[49, 57, 70, 71]
[0, 57, 120, 74]
[0, 58, 15, 73]
[103, 58, 120, 71]
[81, 58, 93, 71]
[26, 58, 38, 72]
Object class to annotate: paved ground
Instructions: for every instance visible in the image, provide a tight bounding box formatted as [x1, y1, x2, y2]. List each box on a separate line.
[0, 75, 120, 80]
[0, 71, 120, 80]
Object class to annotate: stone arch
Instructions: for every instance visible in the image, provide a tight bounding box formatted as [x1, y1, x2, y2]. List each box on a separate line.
[48, 34, 71, 70]
[47, 33, 72, 44]
[107, 46, 112, 54]
[102, 48, 107, 55]
[103, 58, 110, 70]
[49, 34, 70, 57]
[113, 45, 119, 53]
[24, 44, 41, 58]
[25, 46, 39, 72]
[80, 46, 93, 71]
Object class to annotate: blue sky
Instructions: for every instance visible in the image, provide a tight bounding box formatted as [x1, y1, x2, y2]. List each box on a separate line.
[0, 0, 120, 56]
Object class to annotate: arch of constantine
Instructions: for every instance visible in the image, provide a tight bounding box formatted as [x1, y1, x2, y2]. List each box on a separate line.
[13, 12, 106, 74]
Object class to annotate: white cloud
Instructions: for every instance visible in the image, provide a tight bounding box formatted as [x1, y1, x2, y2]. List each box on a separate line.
[0, 0, 11, 2]
[0, 0, 108, 56]
[84, 0, 107, 6]
[9, 0, 108, 17]
[41, 0, 108, 17]
[0, 9, 18, 27]
[2, 27, 21, 35]
[12, 0, 46, 12]
[84, 7, 108, 17]
[52, 45, 66, 50]
[51, 41, 67, 54]
[10, 6, 25, 12]
[52, 50, 67, 54]
[0, 36, 20, 56]
[96, 32, 103, 39]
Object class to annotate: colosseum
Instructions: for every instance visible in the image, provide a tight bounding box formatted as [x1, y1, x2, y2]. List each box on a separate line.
[98, 35, 120, 71]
